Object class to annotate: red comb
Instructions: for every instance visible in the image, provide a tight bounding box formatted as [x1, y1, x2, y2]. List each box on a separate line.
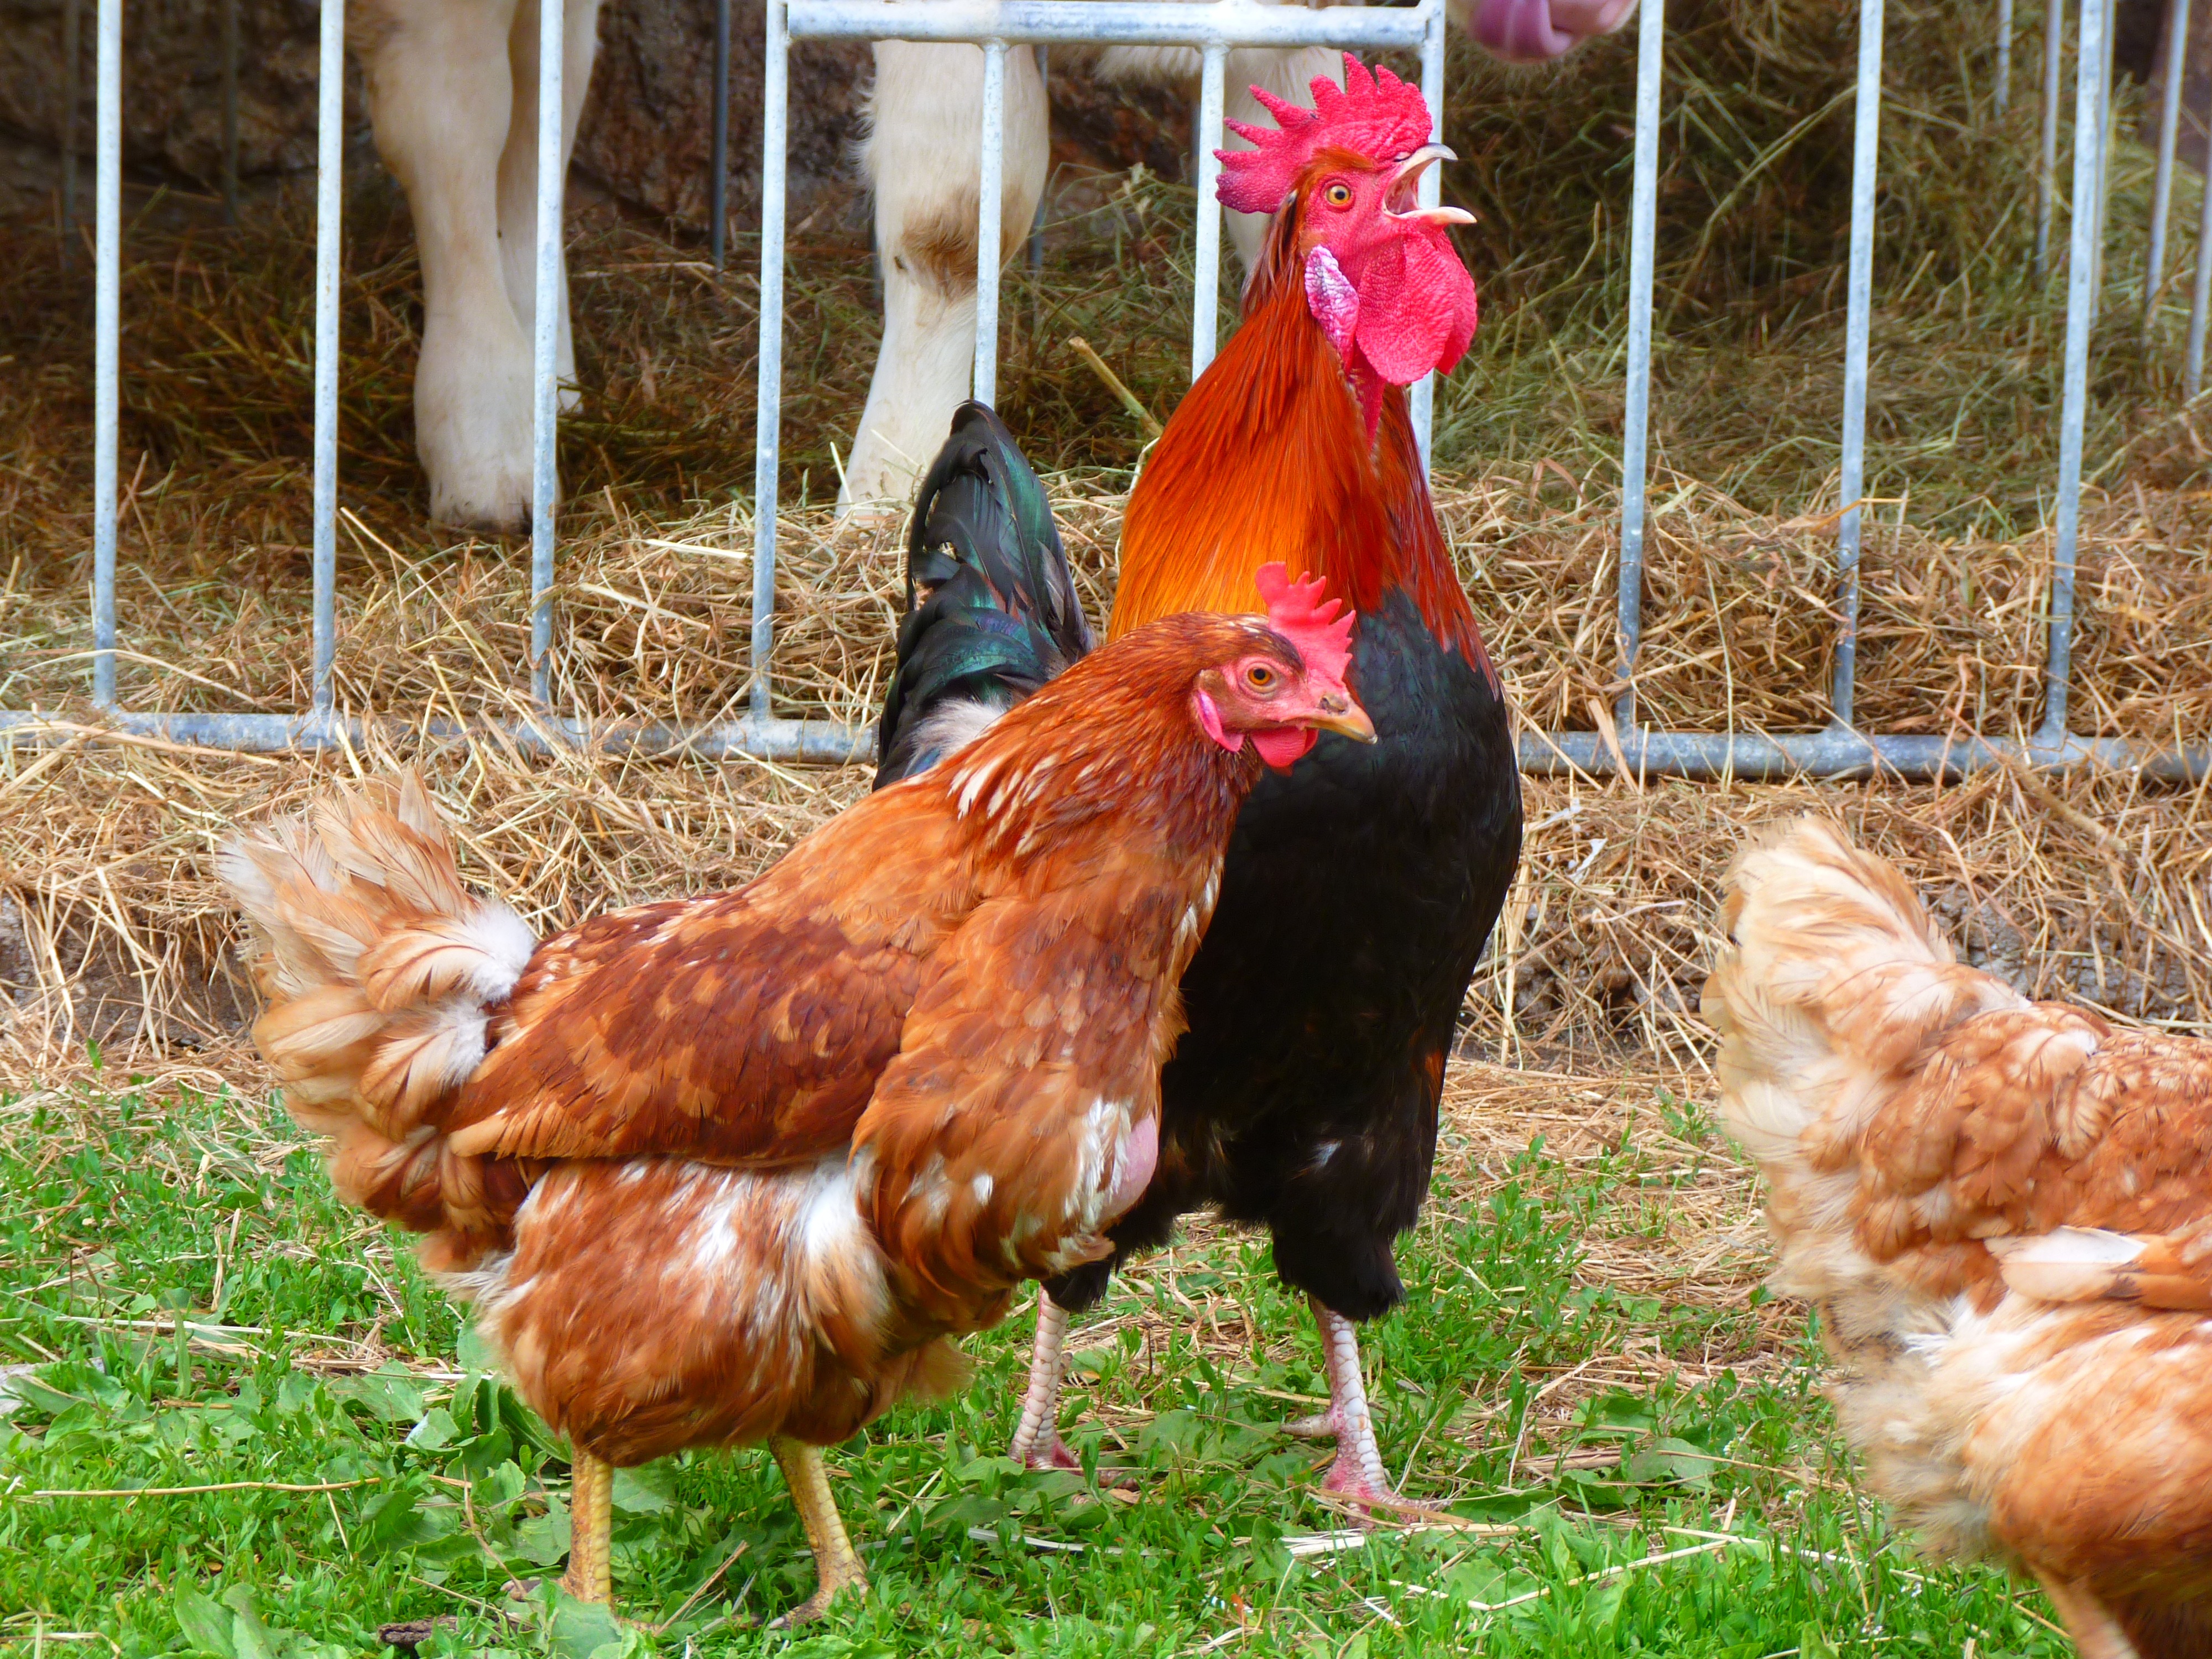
[1217, 54, 1437, 217]
[1255, 563, 1356, 687]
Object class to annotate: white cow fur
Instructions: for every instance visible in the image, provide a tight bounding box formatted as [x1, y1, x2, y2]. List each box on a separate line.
[843, 34, 1338, 509]
[358, 0, 1629, 531]
[353, 0, 602, 532]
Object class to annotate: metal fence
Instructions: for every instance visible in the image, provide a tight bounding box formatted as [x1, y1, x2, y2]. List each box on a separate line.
[5, 0, 2208, 781]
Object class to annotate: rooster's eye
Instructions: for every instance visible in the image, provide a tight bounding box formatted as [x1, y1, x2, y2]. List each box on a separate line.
[1245, 664, 1280, 691]
[1323, 182, 1353, 208]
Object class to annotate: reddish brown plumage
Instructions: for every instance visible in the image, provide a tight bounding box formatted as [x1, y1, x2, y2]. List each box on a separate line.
[1112, 192, 1490, 677]
[222, 610, 1360, 1485]
[1705, 818, 2212, 1658]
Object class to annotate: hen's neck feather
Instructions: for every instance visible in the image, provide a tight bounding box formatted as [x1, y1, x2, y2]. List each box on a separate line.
[928, 620, 1264, 882]
[1110, 209, 1489, 671]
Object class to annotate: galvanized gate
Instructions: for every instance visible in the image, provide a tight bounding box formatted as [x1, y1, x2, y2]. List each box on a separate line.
[4, 0, 2207, 780]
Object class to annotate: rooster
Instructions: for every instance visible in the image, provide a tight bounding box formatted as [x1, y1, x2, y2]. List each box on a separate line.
[1705, 818, 2212, 1659]
[875, 56, 1520, 1509]
[220, 580, 1371, 1624]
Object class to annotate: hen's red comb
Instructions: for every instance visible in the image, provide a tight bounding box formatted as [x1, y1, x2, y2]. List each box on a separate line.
[1255, 563, 1356, 686]
[1217, 54, 1436, 217]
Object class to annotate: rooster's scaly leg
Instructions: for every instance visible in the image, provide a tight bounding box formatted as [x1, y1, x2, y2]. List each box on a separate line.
[770, 1437, 867, 1626]
[1006, 1292, 1081, 1472]
[1283, 1297, 1399, 1511]
[561, 1449, 614, 1604]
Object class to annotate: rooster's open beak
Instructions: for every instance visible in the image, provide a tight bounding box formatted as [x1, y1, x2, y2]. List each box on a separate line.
[1310, 693, 1378, 744]
[1388, 145, 1477, 227]
[1391, 143, 1457, 190]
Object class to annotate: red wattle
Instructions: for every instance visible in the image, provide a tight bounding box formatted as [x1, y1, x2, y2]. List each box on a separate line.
[1351, 226, 1479, 387]
[1251, 727, 1319, 770]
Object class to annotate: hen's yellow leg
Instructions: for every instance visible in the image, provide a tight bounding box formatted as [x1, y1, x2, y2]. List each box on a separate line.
[2039, 1577, 2140, 1659]
[561, 1449, 615, 1605]
[769, 1437, 868, 1625]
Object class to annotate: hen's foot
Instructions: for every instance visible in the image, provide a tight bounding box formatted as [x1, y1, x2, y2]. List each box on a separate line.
[768, 1571, 865, 1630]
[769, 1437, 869, 1629]
[1317, 1444, 1404, 1514]
[1015, 1431, 1084, 1473]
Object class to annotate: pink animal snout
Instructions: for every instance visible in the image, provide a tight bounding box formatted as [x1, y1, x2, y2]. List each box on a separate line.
[1469, 0, 1637, 60]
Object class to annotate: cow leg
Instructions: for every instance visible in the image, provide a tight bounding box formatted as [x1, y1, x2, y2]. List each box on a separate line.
[498, 0, 604, 416]
[843, 38, 1048, 512]
[356, 0, 535, 532]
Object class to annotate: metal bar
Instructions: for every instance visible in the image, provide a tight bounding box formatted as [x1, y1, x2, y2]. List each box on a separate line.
[311, 0, 345, 711]
[2146, 0, 2190, 332]
[221, 0, 239, 223]
[1996, 0, 2013, 116]
[0, 710, 876, 765]
[711, 0, 732, 271]
[3, 709, 2202, 782]
[1517, 728, 2211, 780]
[61, 0, 79, 243]
[1191, 41, 1226, 378]
[90, 0, 120, 708]
[975, 39, 1008, 404]
[1028, 45, 1048, 275]
[785, 0, 1431, 50]
[1833, 0, 1884, 731]
[752, 0, 790, 718]
[2036, 0, 2063, 275]
[2190, 118, 2212, 395]
[1616, 0, 1665, 732]
[2089, 0, 2115, 319]
[2048, 0, 2107, 742]
[529, 0, 566, 705]
[1412, 1, 1445, 473]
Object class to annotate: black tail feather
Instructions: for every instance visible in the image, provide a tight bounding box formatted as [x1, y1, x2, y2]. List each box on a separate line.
[873, 403, 1095, 787]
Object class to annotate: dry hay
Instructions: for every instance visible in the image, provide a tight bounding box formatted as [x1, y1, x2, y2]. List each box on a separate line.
[8, 468, 2211, 735]
[4, 665, 2208, 1095]
[1, 0, 2208, 1109]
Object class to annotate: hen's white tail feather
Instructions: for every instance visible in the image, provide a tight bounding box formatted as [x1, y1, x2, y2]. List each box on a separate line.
[221, 770, 536, 1264]
[1703, 819, 2025, 1292]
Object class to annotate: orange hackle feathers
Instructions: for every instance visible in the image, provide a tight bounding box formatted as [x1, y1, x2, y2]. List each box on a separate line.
[1706, 817, 2212, 1657]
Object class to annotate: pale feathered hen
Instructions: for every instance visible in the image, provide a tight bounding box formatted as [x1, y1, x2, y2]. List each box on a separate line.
[1704, 817, 2212, 1659]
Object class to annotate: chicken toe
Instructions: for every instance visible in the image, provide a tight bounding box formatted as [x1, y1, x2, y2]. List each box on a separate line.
[769, 1437, 868, 1626]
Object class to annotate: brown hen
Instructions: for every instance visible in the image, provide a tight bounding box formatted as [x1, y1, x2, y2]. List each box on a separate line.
[1704, 817, 2212, 1659]
[220, 586, 1371, 1622]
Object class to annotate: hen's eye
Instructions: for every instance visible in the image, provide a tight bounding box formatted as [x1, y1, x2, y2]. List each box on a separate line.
[1245, 664, 1279, 691]
[1323, 182, 1353, 208]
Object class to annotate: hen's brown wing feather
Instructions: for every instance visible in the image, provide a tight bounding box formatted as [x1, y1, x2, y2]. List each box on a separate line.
[1855, 1013, 2212, 1306]
[854, 843, 1203, 1323]
[446, 785, 972, 1165]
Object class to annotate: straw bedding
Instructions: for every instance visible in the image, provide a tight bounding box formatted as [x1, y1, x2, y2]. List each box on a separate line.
[2, 0, 2209, 1095]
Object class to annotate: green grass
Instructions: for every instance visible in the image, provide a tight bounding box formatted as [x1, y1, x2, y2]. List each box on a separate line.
[2, 1074, 2070, 1658]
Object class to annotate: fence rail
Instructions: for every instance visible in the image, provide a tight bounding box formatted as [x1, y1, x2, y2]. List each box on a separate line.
[14, 0, 2211, 782]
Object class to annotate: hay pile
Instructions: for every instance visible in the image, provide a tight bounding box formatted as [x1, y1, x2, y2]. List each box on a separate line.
[5, 690, 2208, 1099]
[7, 472, 2209, 740]
[3, 0, 2210, 1093]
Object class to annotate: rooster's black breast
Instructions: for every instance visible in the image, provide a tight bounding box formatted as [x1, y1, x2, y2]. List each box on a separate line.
[1050, 587, 1522, 1321]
